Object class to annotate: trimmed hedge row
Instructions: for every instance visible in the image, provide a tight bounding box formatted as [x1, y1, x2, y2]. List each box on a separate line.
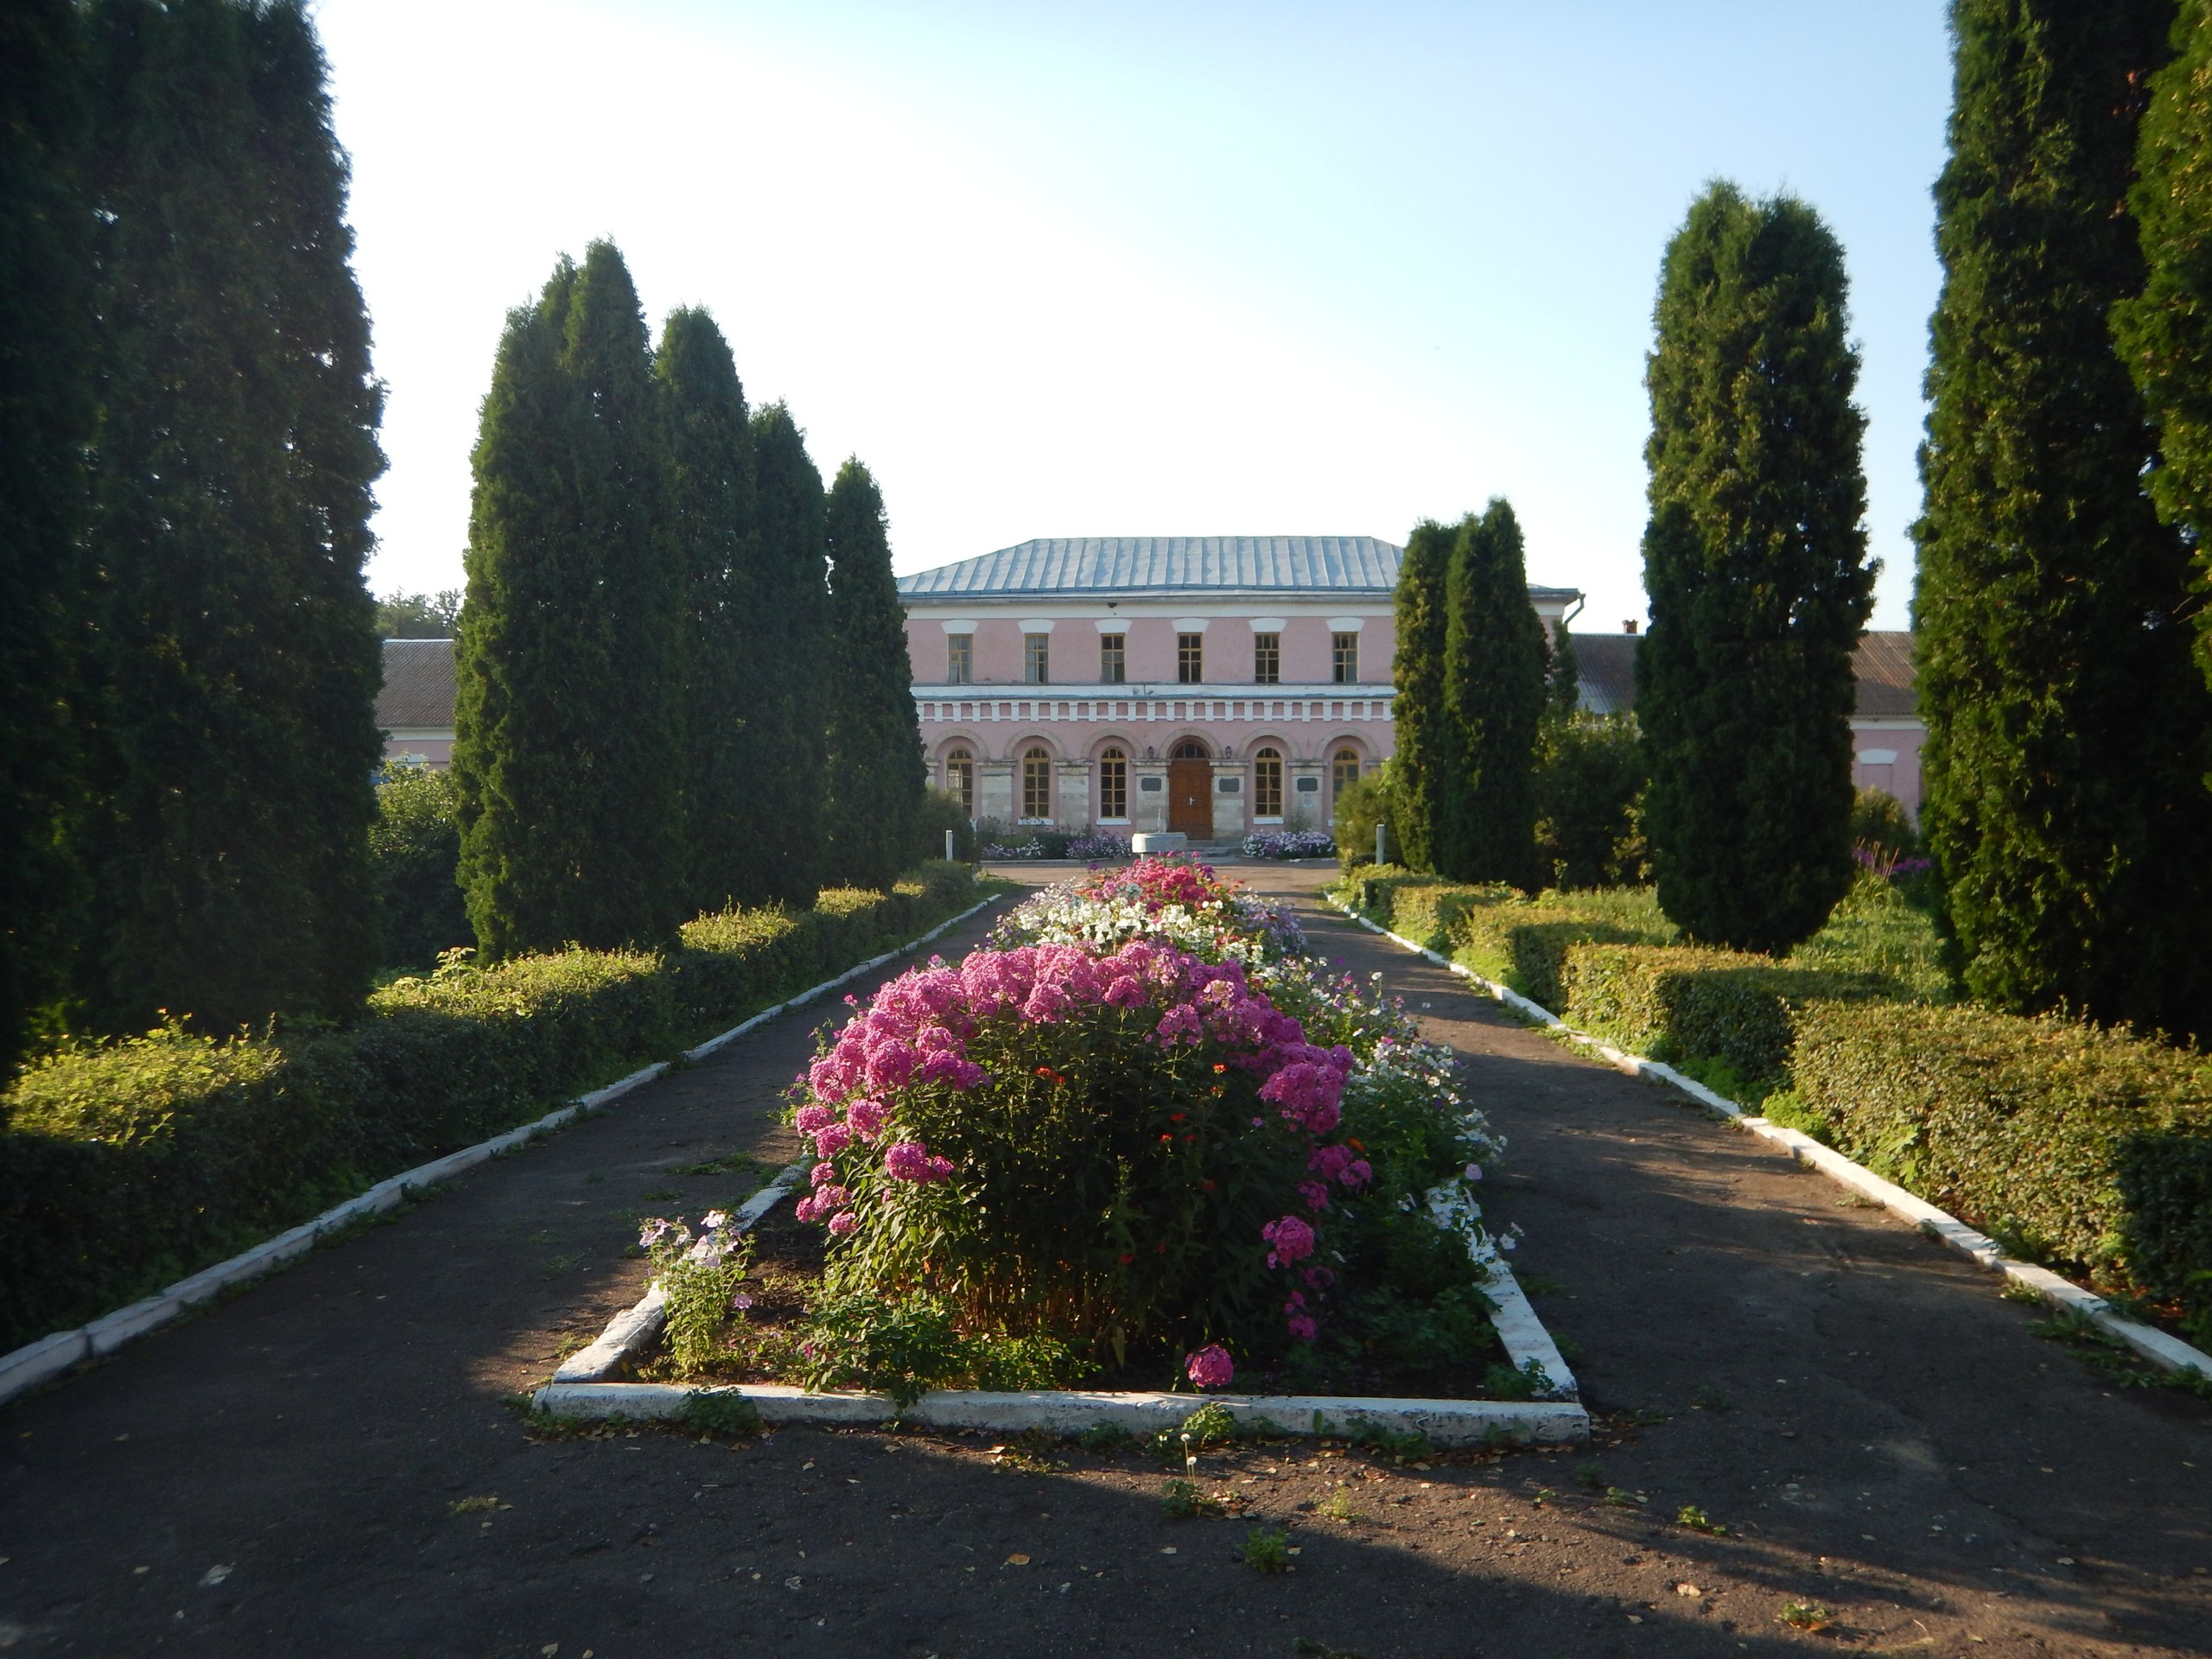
[0, 863, 979, 1353]
[1452, 893, 1675, 1013]
[1789, 1001, 2212, 1341]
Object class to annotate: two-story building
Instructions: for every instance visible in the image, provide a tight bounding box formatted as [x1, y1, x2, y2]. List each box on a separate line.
[899, 536, 1581, 840]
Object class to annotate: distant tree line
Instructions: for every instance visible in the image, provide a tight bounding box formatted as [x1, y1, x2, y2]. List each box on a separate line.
[455, 239, 924, 958]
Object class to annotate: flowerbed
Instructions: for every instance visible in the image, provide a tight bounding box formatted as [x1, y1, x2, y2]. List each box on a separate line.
[1240, 830, 1336, 860]
[636, 857, 1525, 1403]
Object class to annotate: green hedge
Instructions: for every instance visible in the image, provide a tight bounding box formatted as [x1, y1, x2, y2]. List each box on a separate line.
[1789, 999, 2212, 1342]
[0, 863, 979, 1353]
[1451, 890, 1675, 1011]
[1349, 868, 1514, 953]
[1561, 945, 1888, 1097]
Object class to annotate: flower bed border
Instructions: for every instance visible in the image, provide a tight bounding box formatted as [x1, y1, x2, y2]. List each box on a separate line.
[0, 897, 1005, 1410]
[1330, 897, 2212, 1386]
[530, 1162, 1589, 1446]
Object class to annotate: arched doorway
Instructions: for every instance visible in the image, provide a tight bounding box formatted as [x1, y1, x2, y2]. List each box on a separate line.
[1167, 739, 1211, 836]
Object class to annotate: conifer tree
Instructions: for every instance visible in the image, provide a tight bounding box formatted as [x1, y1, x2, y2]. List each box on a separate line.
[2116, 0, 2212, 691]
[823, 459, 925, 890]
[747, 403, 829, 906]
[76, 0, 385, 1033]
[454, 241, 683, 957]
[1438, 500, 1547, 888]
[0, 0, 91, 1071]
[655, 306, 760, 913]
[1639, 181, 1872, 954]
[1917, 0, 2212, 1033]
[1389, 519, 1453, 871]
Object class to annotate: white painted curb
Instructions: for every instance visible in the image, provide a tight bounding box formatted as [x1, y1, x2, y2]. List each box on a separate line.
[0, 893, 1004, 1410]
[1326, 895, 2212, 1385]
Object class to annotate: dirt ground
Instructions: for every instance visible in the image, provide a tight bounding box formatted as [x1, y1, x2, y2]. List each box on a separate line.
[2, 868, 2206, 1658]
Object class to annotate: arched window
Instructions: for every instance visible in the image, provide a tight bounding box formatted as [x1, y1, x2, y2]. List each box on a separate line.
[945, 747, 975, 816]
[1332, 747, 1361, 797]
[1021, 747, 1052, 822]
[1254, 747, 1283, 818]
[1170, 738, 1209, 760]
[1098, 747, 1128, 821]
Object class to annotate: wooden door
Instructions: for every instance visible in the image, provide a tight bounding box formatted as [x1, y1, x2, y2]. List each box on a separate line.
[1167, 759, 1211, 835]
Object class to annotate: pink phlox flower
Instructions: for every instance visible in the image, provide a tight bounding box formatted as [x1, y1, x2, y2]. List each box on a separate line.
[1185, 1344, 1235, 1389]
[1286, 1313, 1319, 1342]
[1103, 975, 1147, 1008]
[827, 1211, 859, 1236]
[1262, 1214, 1316, 1268]
[732, 1292, 754, 1311]
[806, 1057, 856, 1102]
[1307, 1143, 1353, 1181]
[884, 1140, 955, 1184]
[1021, 982, 1073, 1022]
[845, 1097, 887, 1141]
[1154, 1003, 1203, 1045]
[1297, 1179, 1331, 1213]
[916, 1049, 983, 1088]
[795, 1103, 837, 1135]
[1340, 1159, 1373, 1189]
[1300, 1265, 1336, 1290]
[811, 1122, 854, 1158]
[864, 1037, 918, 1090]
[810, 1160, 840, 1189]
[792, 1193, 821, 1223]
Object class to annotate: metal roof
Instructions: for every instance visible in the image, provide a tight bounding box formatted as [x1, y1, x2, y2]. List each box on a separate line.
[898, 536, 1582, 601]
[376, 638, 456, 728]
[1568, 629, 1919, 719]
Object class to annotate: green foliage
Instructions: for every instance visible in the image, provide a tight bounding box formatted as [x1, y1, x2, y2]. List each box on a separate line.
[1788, 869, 1950, 1005]
[1160, 1478, 1225, 1518]
[653, 305, 760, 916]
[1789, 997, 2212, 1343]
[823, 459, 927, 890]
[747, 404, 830, 906]
[1534, 712, 1648, 890]
[1847, 787, 1918, 863]
[0, 0, 92, 1077]
[76, 0, 385, 1037]
[783, 1289, 1085, 1409]
[2117, 0, 2212, 692]
[454, 240, 683, 959]
[372, 590, 459, 639]
[918, 788, 977, 862]
[0, 864, 976, 1352]
[1389, 521, 1455, 873]
[1239, 1523, 1294, 1573]
[369, 765, 472, 970]
[1451, 889, 1675, 1010]
[1331, 762, 1397, 874]
[1439, 499, 1546, 888]
[1640, 181, 1872, 954]
[678, 1390, 764, 1440]
[1545, 623, 1580, 713]
[1916, 1, 2212, 1037]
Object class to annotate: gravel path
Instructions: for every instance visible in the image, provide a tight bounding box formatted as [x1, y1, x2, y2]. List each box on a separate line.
[1, 870, 2204, 1658]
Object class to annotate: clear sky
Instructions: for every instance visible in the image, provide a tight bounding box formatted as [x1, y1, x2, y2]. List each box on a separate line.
[322, 0, 1952, 632]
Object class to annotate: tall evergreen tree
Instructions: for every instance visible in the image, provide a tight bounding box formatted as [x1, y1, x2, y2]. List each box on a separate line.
[454, 241, 683, 957]
[747, 403, 828, 906]
[823, 459, 925, 890]
[2116, 0, 2212, 692]
[0, 0, 92, 1071]
[76, 0, 385, 1033]
[655, 306, 760, 913]
[1639, 181, 1873, 954]
[1438, 500, 1547, 888]
[1916, 0, 2212, 1033]
[1389, 519, 1454, 871]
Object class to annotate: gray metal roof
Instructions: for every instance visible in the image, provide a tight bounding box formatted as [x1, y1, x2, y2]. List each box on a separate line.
[376, 638, 456, 728]
[896, 536, 1581, 601]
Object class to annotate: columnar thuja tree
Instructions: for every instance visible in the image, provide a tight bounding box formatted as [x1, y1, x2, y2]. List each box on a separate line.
[1389, 519, 1454, 870]
[454, 241, 683, 957]
[2117, 0, 2212, 692]
[747, 403, 830, 906]
[0, 0, 91, 1071]
[1917, 0, 2212, 1033]
[823, 459, 926, 891]
[1638, 181, 1873, 954]
[654, 306, 759, 914]
[76, 0, 386, 1032]
[1439, 499, 1547, 888]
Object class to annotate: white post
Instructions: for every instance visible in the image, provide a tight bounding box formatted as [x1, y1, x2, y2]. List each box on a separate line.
[1376, 823, 1388, 868]
[945, 829, 957, 861]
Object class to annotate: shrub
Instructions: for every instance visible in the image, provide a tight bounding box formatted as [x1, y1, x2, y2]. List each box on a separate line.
[369, 763, 474, 971]
[1847, 787, 1919, 863]
[1332, 762, 1397, 873]
[1452, 889, 1675, 1010]
[1789, 999, 2212, 1341]
[0, 865, 978, 1353]
[1535, 711, 1649, 890]
[917, 787, 977, 862]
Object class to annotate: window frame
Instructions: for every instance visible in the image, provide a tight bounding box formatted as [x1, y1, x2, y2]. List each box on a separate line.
[1177, 632, 1204, 683]
[1253, 747, 1283, 819]
[1024, 632, 1050, 685]
[1332, 632, 1358, 683]
[1100, 632, 1126, 683]
[946, 747, 976, 816]
[1331, 747, 1361, 798]
[1097, 747, 1128, 821]
[1020, 747, 1052, 822]
[947, 633, 973, 684]
[1253, 632, 1281, 685]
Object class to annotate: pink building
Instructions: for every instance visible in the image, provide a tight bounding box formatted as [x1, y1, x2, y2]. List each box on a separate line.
[899, 537, 1582, 841]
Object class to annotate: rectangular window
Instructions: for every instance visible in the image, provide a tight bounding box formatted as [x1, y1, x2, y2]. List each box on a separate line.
[1098, 750, 1128, 819]
[1177, 632, 1204, 683]
[1024, 633, 1049, 684]
[1021, 749, 1052, 820]
[1254, 749, 1283, 817]
[1332, 632, 1358, 683]
[1100, 633, 1125, 683]
[1253, 632, 1280, 684]
[947, 634, 973, 684]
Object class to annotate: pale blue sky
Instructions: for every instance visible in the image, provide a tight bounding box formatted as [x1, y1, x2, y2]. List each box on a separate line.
[325, 0, 1951, 631]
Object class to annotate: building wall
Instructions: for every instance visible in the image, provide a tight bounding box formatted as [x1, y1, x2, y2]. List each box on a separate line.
[905, 607, 1397, 690]
[1850, 718, 1924, 819]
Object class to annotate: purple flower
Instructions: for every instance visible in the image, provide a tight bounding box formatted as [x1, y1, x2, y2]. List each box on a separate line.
[732, 1293, 754, 1311]
[1297, 1179, 1331, 1213]
[884, 1140, 955, 1184]
[1185, 1344, 1235, 1389]
[1262, 1214, 1316, 1268]
[1339, 1159, 1372, 1190]
[1286, 1313, 1318, 1342]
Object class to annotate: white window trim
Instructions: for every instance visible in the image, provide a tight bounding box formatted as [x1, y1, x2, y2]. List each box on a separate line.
[1019, 618, 1054, 634]
[1248, 616, 1287, 632]
[1094, 618, 1130, 634]
[940, 619, 978, 634]
[1326, 616, 1364, 632]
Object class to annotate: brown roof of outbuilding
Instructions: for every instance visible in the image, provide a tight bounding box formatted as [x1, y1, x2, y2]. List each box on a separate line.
[376, 638, 456, 728]
[1567, 628, 1918, 719]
